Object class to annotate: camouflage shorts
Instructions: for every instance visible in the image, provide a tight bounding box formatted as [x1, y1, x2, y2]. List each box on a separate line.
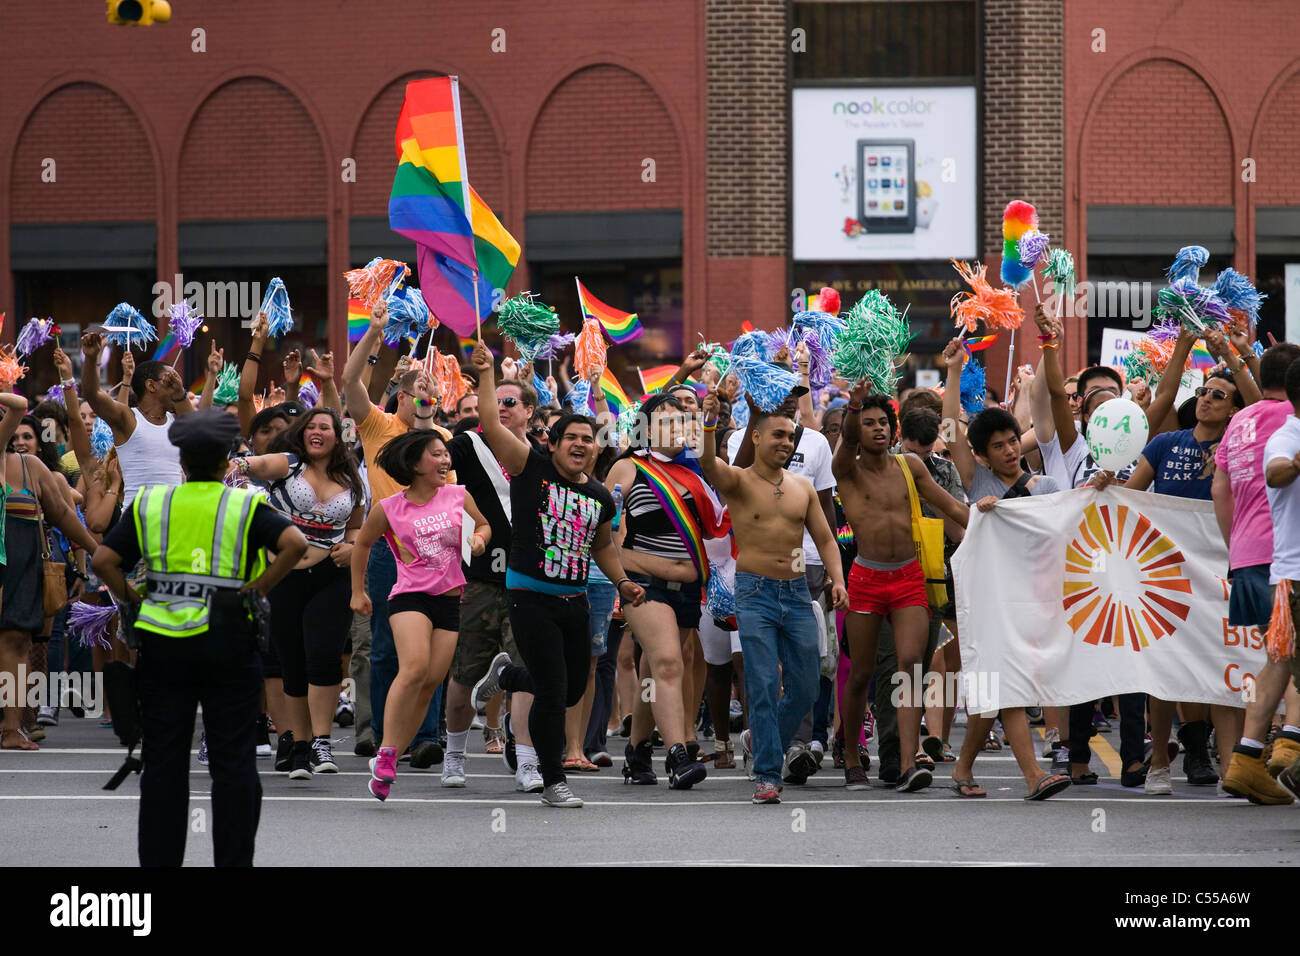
[450, 580, 519, 687]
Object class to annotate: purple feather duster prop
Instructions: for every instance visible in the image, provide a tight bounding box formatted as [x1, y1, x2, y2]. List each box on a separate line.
[102, 303, 157, 350]
[168, 301, 204, 349]
[297, 380, 320, 410]
[66, 601, 118, 650]
[1166, 245, 1209, 285]
[1017, 230, 1050, 269]
[17, 317, 56, 356]
[1212, 268, 1265, 328]
[535, 332, 576, 360]
[1155, 278, 1230, 334]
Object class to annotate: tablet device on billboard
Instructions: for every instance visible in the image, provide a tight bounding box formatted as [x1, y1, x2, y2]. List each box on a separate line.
[856, 139, 916, 234]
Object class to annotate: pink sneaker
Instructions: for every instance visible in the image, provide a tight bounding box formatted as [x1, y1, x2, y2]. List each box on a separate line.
[368, 775, 391, 802]
[372, 747, 398, 783]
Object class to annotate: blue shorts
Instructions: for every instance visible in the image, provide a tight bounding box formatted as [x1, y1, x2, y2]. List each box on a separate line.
[628, 573, 702, 630]
[1228, 564, 1273, 632]
[587, 581, 617, 656]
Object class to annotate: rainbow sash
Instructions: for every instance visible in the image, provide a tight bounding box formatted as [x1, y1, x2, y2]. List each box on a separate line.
[630, 454, 730, 586]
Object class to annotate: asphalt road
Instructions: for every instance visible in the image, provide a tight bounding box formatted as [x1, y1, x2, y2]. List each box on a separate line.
[3, 714, 1298, 867]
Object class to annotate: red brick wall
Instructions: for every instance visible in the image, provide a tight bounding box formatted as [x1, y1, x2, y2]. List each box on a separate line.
[11, 82, 156, 223]
[526, 65, 680, 212]
[1253, 71, 1300, 205]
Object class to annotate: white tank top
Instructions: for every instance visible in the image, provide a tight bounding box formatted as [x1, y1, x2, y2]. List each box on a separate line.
[118, 407, 184, 503]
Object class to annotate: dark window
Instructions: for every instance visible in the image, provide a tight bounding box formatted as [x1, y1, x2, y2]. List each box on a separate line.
[793, 2, 978, 81]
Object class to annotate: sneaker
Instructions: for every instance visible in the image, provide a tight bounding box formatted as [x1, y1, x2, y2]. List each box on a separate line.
[1144, 766, 1172, 795]
[589, 751, 613, 768]
[371, 747, 398, 783]
[809, 740, 826, 767]
[502, 712, 517, 772]
[1093, 710, 1112, 733]
[441, 751, 467, 788]
[863, 710, 876, 741]
[541, 781, 583, 807]
[36, 706, 58, 727]
[1025, 706, 1044, 725]
[310, 736, 339, 773]
[752, 781, 781, 804]
[471, 651, 511, 711]
[1222, 751, 1294, 805]
[334, 693, 354, 728]
[289, 740, 313, 780]
[409, 740, 443, 769]
[1268, 737, 1300, 778]
[1178, 720, 1218, 786]
[255, 714, 272, 757]
[666, 743, 707, 790]
[844, 765, 871, 790]
[197, 733, 209, 767]
[1278, 761, 1300, 802]
[611, 715, 632, 739]
[515, 762, 544, 793]
[1041, 728, 1061, 758]
[896, 765, 932, 792]
[623, 740, 658, 785]
[877, 759, 901, 786]
[368, 775, 391, 802]
[275, 731, 295, 771]
[782, 744, 817, 785]
[353, 728, 377, 758]
[484, 726, 505, 754]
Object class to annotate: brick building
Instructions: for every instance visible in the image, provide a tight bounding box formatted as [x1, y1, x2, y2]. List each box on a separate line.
[2, 0, 1296, 397]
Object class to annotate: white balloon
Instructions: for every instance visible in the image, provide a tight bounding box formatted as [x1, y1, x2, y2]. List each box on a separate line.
[1086, 398, 1149, 473]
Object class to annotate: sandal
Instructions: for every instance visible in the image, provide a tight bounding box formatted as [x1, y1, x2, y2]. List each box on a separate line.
[1, 728, 39, 751]
[1025, 773, 1072, 801]
[921, 735, 944, 762]
[483, 727, 505, 754]
[952, 777, 987, 798]
[940, 740, 956, 762]
[562, 756, 599, 773]
[982, 731, 1002, 751]
[913, 751, 936, 772]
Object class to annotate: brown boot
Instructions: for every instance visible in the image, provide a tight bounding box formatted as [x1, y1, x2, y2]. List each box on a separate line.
[711, 739, 736, 769]
[1223, 750, 1294, 805]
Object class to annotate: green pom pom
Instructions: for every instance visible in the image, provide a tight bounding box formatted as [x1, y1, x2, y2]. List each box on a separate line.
[497, 292, 560, 362]
[1043, 248, 1076, 300]
[833, 289, 913, 387]
[213, 362, 240, 405]
[1123, 348, 1158, 387]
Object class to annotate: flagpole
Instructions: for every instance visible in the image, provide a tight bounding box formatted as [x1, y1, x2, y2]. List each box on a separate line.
[473, 272, 481, 341]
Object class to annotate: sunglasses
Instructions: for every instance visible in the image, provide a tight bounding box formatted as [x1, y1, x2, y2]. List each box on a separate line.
[1066, 392, 1080, 402]
[1196, 386, 1230, 401]
[498, 397, 519, 408]
[529, 425, 548, 437]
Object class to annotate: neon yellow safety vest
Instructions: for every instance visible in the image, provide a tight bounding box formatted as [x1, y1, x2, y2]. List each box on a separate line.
[132, 483, 268, 638]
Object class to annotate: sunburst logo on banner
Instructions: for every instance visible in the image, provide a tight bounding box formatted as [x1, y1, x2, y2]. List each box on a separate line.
[1062, 502, 1192, 651]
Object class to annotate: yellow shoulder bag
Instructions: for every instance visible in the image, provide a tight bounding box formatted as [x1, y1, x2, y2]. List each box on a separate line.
[894, 454, 948, 608]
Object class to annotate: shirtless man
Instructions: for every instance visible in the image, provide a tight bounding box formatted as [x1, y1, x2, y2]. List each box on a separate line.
[833, 381, 970, 792]
[699, 388, 848, 804]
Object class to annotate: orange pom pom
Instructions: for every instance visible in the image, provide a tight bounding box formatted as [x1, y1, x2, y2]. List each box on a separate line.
[950, 261, 1025, 332]
[431, 349, 470, 409]
[0, 345, 29, 386]
[344, 258, 409, 310]
[1266, 580, 1295, 663]
[574, 316, 608, 380]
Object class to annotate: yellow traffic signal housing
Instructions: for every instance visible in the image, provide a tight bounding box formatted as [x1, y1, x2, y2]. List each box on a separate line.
[107, 0, 171, 25]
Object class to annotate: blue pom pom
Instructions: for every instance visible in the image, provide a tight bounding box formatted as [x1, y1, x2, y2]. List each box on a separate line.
[91, 417, 114, 461]
[959, 358, 987, 419]
[566, 379, 592, 413]
[1166, 246, 1209, 285]
[383, 285, 430, 346]
[731, 394, 750, 431]
[705, 565, 735, 619]
[731, 353, 799, 412]
[1212, 268, 1265, 327]
[1253, 340, 1266, 358]
[792, 310, 846, 350]
[1000, 257, 1034, 288]
[730, 331, 770, 362]
[259, 277, 294, 338]
[102, 303, 157, 349]
[533, 371, 554, 407]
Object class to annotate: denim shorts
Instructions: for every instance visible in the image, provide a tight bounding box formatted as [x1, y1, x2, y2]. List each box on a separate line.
[1228, 564, 1273, 631]
[587, 580, 617, 656]
[628, 573, 702, 629]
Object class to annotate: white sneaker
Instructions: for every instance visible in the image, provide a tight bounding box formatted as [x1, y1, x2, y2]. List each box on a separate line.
[441, 752, 467, 788]
[1041, 727, 1061, 758]
[515, 762, 544, 793]
[809, 740, 825, 766]
[1145, 766, 1173, 795]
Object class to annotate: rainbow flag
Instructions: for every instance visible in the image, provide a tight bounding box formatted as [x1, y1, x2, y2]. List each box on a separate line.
[458, 335, 477, 359]
[348, 298, 369, 343]
[576, 278, 642, 343]
[599, 369, 632, 413]
[152, 332, 180, 362]
[964, 333, 999, 353]
[638, 364, 680, 395]
[1190, 341, 1216, 371]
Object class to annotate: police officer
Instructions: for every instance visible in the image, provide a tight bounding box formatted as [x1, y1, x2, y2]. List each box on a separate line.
[92, 409, 308, 867]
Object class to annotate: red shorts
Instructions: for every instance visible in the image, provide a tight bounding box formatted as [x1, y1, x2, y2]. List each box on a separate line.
[847, 560, 929, 616]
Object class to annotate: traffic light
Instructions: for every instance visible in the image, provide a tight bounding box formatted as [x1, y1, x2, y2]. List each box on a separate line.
[107, 0, 171, 25]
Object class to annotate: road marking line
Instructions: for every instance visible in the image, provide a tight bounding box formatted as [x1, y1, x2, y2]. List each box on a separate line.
[0, 794, 1246, 805]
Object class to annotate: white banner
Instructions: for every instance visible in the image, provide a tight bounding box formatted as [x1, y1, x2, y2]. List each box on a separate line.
[952, 487, 1262, 713]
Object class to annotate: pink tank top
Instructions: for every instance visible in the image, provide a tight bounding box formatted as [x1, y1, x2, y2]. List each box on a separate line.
[382, 484, 467, 599]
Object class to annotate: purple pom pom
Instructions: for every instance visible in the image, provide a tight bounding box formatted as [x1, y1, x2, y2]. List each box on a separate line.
[1017, 230, 1050, 268]
[298, 380, 320, 410]
[535, 332, 576, 360]
[168, 301, 204, 349]
[1148, 319, 1181, 343]
[16, 317, 56, 357]
[66, 601, 118, 650]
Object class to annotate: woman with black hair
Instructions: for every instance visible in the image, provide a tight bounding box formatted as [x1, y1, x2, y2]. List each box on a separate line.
[228, 406, 365, 778]
[350, 430, 490, 801]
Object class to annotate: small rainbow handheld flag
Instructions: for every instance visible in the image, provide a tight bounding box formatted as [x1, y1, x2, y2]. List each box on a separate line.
[963, 332, 1000, 354]
[152, 332, 181, 363]
[598, 369, 632, 413]
[638, 364, 681, 395]
[576, 278, 642, 343]
[347, 298, 369, 343]
[1190, 341, 1216, 371]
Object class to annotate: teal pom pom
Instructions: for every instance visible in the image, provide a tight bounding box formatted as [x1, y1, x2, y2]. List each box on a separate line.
[497, 292, 560, 363]
[533, 372, 554, 407]
[1166, 246, 1209, 285]
[90, 417, 114, 460]
[1042, 248, 1076, 300]
[213, 362, 240, 405]
[103, 303, 157, 349]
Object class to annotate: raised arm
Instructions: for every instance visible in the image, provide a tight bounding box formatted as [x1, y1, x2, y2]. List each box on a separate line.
[1204, 328, 1261, 407]
[940, 339, 975, 490]
[793, 341, 817, 425]
[0, 391, 28, 450]
[306, 350, 343, 414]
[698, 385, 743, 496]
[1228, 325, 1262, 390]
[282, 349, 301, 403]
[1145, 328, 1197, 435]
[53, 349, 94, 477]
[1033, 305, 1078, 452]
[832, 380, 867, 486]
[342, 301, 386, 427]
[199, 340, 222, 410]
[470, 340, 530, 475]
[79, 331, 133, 440]
[238, 311, 269, 434]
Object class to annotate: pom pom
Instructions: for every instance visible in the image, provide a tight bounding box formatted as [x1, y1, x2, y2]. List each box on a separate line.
[1253, 340, 1266, 359]
[1002, 200, 1038, 240]
[1166, 245, 1209, 285]
[730, 330, 771, 362]
[102, 303, 157, 349]
[729, 351, 799, 412]
[731, 394, 750, 431]
[574, 316, 608, 380]
[66, 601, 118, 650]
[950, 260, 1025, 332]
[535, 331, 575, 360]
[817, 286, 841, 315]
[959, 357, 987, 418]
[799, 330, 836, 389]
[497, 292, 560, 363]
[566, 378, 592, 413]
[1123, 347, 1159, 387]
[1147, 318, 1181, 344]
[792, 310, 847, 353]
[1154, 278, 1230, 335]
[0, 345, 29, 387]
[433, 350, 471, 409]
[832, 289, 913, 393]
[297, 379, 319, 410]
[344, 258, 409, 310]
[90, 417, 114, 460]
[167, 301, 204, 350]
[705, 564, 735, 620]
[1001, 237, 1034, 287]
[43, 385, 66, 405]
[1042, 248, 1076, 300]
[213, 362, 240, 405]
[764, 325, 796, 362]
[617, 401, 643, 441]
[1211, 268, 1265, 328]
[383, 285, 432, 346]
[1017, 229, 1050, 269]
[17, 316, 56, 356]
[533, 371, 554, 407]
[705, 344, 731, 379]
[259, 278, 294, 338]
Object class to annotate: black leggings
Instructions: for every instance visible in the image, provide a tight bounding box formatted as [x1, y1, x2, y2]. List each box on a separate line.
[270, 558, 350, 697]
[500, 590, 590, 787]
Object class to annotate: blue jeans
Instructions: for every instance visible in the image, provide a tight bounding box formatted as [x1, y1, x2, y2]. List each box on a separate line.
[368, 540, 440, 745]
[587, 581, 617, 656]
[734, 572, 821, 784]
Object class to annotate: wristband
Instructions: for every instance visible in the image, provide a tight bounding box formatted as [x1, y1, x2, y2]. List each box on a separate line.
[60, 378, 76, 389]
[701, 423, 716, 433]
[231, 457, 251, 477]
[1037, 334, 1058, 342]
[1040, 341, 1060, 351]
[847, 403, 863, 413]
[245, 353, 261, 364]
[367, 354, 379, 366]
[414, 411, 435, 420]
[615, 577, 631, 592]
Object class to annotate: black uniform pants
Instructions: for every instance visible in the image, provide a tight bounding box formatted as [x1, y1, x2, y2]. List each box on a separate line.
[137, 626, 263, 867]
